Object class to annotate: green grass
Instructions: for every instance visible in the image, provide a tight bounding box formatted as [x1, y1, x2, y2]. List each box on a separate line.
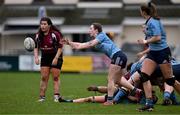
[0, 72, 180, 114]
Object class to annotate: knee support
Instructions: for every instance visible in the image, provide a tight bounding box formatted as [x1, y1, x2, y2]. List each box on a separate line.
[165, 77, 175, 86]
[139, 71, 150, 83]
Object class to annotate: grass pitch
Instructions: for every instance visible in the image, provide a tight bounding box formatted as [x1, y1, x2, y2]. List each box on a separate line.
[0, 72, 180, 114]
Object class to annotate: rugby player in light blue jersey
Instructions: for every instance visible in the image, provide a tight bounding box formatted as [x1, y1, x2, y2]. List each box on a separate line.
[137, 2, 180, 111]
[63, 23, 140, 105]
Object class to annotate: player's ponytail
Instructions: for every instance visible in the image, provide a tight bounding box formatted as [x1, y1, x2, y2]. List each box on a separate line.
[141, 2, 160, 20]
[148, 2, 160, 20]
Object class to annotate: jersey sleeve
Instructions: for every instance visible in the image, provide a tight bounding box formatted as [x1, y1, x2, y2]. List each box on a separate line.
[34, 33, 39, 48]
[149, 21, 161, 36]
[130, 62, 142, 75]
[95, 33, 105, 43]
[54, 31, 63, 48]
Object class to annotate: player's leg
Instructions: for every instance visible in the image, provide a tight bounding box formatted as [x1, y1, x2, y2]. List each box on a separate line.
[170, 91, 180, 105]
[113, 72, 142, 104]
[162, 83, 173, 105]
[119, 75, 142, 95]
[73, 96, 106, 103]
[161, 82, 180, 105]
[120, 73, 144, 98]
[51, 57, 63, 102]
[128, 71, 141, 86]
[87, 85, 108, 93]
[113, 87, 128, 103]
[174, 81, 180, 94]
[103, 51, 127, 105]
[119, 75, 135, 90]
[138, 58, 157, 111]
[39, 67, 50, 102]
[73, 97, 92, 103]
[51, 68, 61, 102]
[103, 64, 122, 105]
[160, 63, 180, 95]
[94, 96, 106, 103]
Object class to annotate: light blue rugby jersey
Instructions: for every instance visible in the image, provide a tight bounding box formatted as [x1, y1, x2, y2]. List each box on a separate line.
[95, 32, 120, 58]
[130, 60, 143, 75]
[130, 59, 180, 76]
[145, 18, 168, 51]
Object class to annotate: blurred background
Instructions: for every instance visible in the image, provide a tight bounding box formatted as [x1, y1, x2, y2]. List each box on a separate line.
[0, 0, 180, 72]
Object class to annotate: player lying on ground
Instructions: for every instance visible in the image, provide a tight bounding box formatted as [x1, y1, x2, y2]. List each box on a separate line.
[58, 85, 158, 104]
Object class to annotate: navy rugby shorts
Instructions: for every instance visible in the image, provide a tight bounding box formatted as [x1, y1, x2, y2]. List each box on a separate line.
[111, 51, 127, 69]
[146, 47, 171, 64]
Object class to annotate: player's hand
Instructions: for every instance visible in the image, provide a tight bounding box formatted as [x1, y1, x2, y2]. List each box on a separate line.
[137, 39, 147, 44]
[35, 56, 40, 65]
[52, 57, 58, 65]
[136, 52, 144, 58]
[61, 38, 79, 49]
[71, 44, 79, 49]
[61, 38, 70, 45]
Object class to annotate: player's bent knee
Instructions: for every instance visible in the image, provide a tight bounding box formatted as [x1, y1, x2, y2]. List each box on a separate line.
[165, 77, 175, 86]
[139, 71, 150, 83]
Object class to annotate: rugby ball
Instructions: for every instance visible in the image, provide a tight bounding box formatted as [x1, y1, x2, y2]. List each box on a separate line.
[24, 37, 35, 52]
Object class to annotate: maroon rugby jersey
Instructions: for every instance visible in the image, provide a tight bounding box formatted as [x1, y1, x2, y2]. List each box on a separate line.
[35, 29, 63, 54]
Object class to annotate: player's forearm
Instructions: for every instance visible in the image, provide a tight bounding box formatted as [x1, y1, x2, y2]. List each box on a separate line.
[146, 36, 161, 44]
[34, 48, 39, 58]
[141, 48, 150, 54]
[77, 42, 93, 49]
[69, 41, 81, 49]
[69, 41, 89, 49]
[55, 48, 63, 59]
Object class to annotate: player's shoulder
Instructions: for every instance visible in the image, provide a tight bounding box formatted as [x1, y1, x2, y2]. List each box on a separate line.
[149, 18, 160, 25]
[97, 32, 107, 38]
[51, 30, 58, 35]
[51, 30, 63, 38]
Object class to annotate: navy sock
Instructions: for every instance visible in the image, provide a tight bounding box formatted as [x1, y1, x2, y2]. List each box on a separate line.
[65, 99, 73, 102]
[107, 96, 113, 101]
[129, 87, 136, 96]
[58, 97, 73, 103]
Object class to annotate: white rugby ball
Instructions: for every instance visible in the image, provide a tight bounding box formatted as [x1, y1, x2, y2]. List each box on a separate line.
[24, 37, 35, 52]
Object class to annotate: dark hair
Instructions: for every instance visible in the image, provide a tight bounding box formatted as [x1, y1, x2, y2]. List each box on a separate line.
[38, 17, 62, 41]
[40, 17, 53, 25]
[126, 62, 133, 71]
[92, 23, 102, 33]
[140, 2, 160, 20]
